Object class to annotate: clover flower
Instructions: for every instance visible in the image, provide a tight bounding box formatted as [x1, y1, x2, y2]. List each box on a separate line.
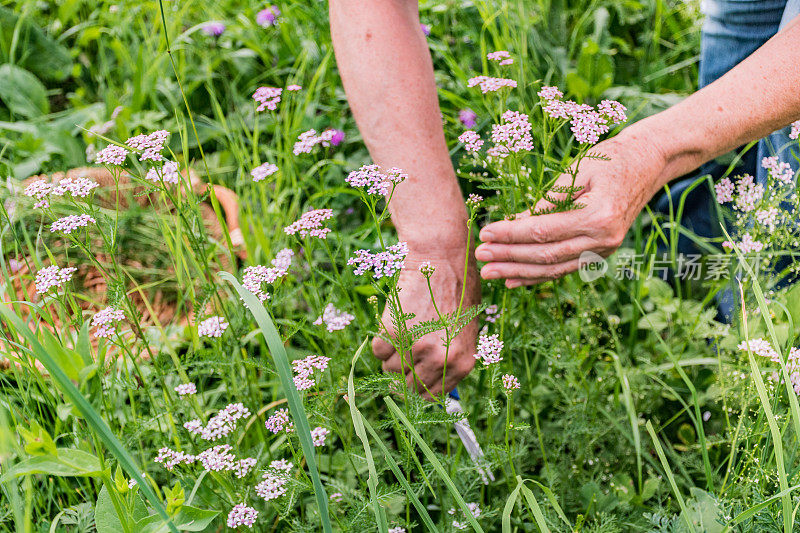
[537, 86, 563, 101]
[284, 208, 334, 239]
[95, 145, 129, 166]
[227, 504, 258, 529]
[174, 383, 196, 396]
[198, 316, 229, 338]
[345, 164, 407, 196]
[311, 426, 329, 447]
[714, 177, 735, 204]
[145, 160, 180, 184]
[489, 110, 533, 156]
[348, 242, 409, 279]
[459, 130, 483, 153]
[242, 249, 293, 301]
[126, 130, 170, 162]
[502, 373, 520, 391]
[734, 175, 764, 212]
[256, 6, 280, 27]
[265, 408, 294, 434]
[253, 86, 282, 111]
[487, 50, 513, 65]
[202, 21, 225, 36]
[50, 214, 96, 234]
[185, 403, 251, 441]
[35, 265, 77, 294]
[154, 447, 196, 470]
[474, 334, 503, 365]
[459, 108, 477, 128]
[313, 303, 354, 332]
[292, 354, 331, 391]
[449, 502, 481, 530]
[92, 306, 125, 338]
[761, 156, 794, 184]
[467, 75, 517, 93]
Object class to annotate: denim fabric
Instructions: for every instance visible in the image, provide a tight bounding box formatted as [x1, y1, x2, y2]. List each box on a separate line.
[652, 0, 799, 319]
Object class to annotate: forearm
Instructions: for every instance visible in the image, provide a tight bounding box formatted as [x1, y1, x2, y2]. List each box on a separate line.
[329, 0, 467, 254]
[627, 14, 800, 196]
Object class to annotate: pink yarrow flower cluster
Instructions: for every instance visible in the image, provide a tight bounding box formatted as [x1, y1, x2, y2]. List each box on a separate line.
[256, 460, 294, 501]
[790, 120, 800, 140]
[292, 354, 331, 391]
[50, 214, 96, 234]
[714, 177, 735, 203]
[154, 447, 196, 470]
[348, 242, 409, 279]
[145, 160, 181, 184]
[474, 334, 503, 365]
[313, 303, 354, 332]
[487, 50, 513, 65]
[242, 248, 293, 301]
[126, 130, 170, 162]
[284, 208, 334, 239]
[92, 306, 125, 338]
[184, 403, 251, 441]
[722, 233, 764, 253]
[537, 85, 563, 100]
[740, 339, 800, 393]
[265, 408, 294, 434]
[488, 110, 534, 158]
[291, 128, 343, 155]
[311, 426, 329, 447]
[762, 156, 794, 184]
[459, 130, 483, 153]
[198, 316, 229, 338]
[449, 502, 482, 530]
[345, 164, 407, 196]
[94, 145, 129, 166]
[540, 90, 627, 145]
[484, 304, 500, 323]
[502, 373, 520, 391]
[467, 76, 517, 93]
[251, 162, 279, 182]
[34, 265, 77, 294]
[253, 87, 282, 111]
[174, 383, 196, 396]
[227, 504, 258, 529]
[734, 175, 764, 212]
[24, 176, 98, 208]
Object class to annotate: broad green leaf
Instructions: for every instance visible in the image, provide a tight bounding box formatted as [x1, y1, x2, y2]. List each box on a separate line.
[0, 64, 49, 118]
[0, 7, 72, 80]
[1, 449, 101, 480]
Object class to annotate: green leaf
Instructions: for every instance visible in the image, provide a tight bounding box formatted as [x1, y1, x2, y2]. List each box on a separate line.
[0, 64, 49, 118]
[1, 449, 101, 480]
[0, 7, 73, 81]
[137, 506, 219, 532]
[95, 485, 125, 533]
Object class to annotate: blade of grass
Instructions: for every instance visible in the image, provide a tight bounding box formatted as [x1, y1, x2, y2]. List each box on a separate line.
[0, 304, 178, 533]
[610, 351, 642, 492]
[220, 271, 332, 533]
[517, 477, 552, 533]
[501, 480, 523, 533]
[384, 396, 484, 533]
[645, 420, 696, 533]
[346, 338, 388, 532]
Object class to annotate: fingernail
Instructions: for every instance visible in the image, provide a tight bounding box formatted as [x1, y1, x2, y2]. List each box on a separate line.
[480, 229, 494, 242]
[475, 247, 492, 261]
[507, 280, 521, 288]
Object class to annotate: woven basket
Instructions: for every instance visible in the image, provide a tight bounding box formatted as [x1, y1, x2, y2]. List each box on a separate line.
[2, 166, 244, 369]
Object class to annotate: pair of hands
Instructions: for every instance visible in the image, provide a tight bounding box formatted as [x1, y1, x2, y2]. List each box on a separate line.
[373, 134, 667, 396]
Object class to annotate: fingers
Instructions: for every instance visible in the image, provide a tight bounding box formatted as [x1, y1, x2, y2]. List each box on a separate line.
[481, 258, 581, 283]
[372, 336, 395, 361]
[479, 209, 588, 245]
[475, 236, 600, 265]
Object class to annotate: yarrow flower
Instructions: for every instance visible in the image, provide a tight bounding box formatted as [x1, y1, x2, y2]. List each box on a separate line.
[348, 242, 409, 279]
[761, 156, 794, 184]
[145, 160, 181, 184]
[184, 403, 251, 441]
[311, 426, 329, 447]
[755, 207, 779, 228]
[790, 120, 800, 140]
[284, 208, 334, 239]
[24, 177, 99, 208]
[542, 99, 592, 120]
[487, 50, 513, 65]
[714, 177, 735, 204]
[466, 193, 483, 207]
[345, 164, 407, 196]
[292, 354, 331, 390]
[94, 144, 129, 166]
[388, 528, 407, 533]
[484, 304, 500, 323]
[459, 108, 477, 128]
[242, 248, 293, 301]
[50, 214, 96, 234]
[256, 472, 288, 501]
[174, 383, 197, 396]
[253, 86, 282, 111]
[722, 233, 764, 253]
[34, 265, 77, 294]
[418, 261, 436, 277]
[92, 306, 125, 338]
[227, 504, 258, 529]
[251, 162, 279, 182]
[738, 338, 780, 362]
[202, 21, 226, 36]
[489, 110, 533, 157]
[502, 373, 520, 391]
[313, 303, 354, 332]
[154, 447, 196, 470]
[330, 492, 343, 503]
[467, 75, 517, 93]
[126, 130, 170, 162]
[270, 459, 293, 472]
[256, 5, 280, 27]
[570, 110, 609, 145]
[734, 174, 764, 212]
[474, 334, 503, 365]
[320, 128, 345, 147]
[459, 130, 484, 153]
[597, 100, 628, 125]
[285, 84, 302, 92]
[265, 408, 294, 434]
[197, 316, 229, 338]
[537, 85, 563, 101]
[449, 502, 481, 530]
[231, 458, 257, 478]
[197, 444, 236, 472]
[293, 129, 322, 155]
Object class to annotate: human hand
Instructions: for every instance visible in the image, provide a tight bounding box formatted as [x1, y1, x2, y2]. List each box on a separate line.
[372, 250, 480, 399]
[475, 131, 667, 287]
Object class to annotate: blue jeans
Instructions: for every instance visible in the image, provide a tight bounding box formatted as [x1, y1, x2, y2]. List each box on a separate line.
[653, 0, 799, 318]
